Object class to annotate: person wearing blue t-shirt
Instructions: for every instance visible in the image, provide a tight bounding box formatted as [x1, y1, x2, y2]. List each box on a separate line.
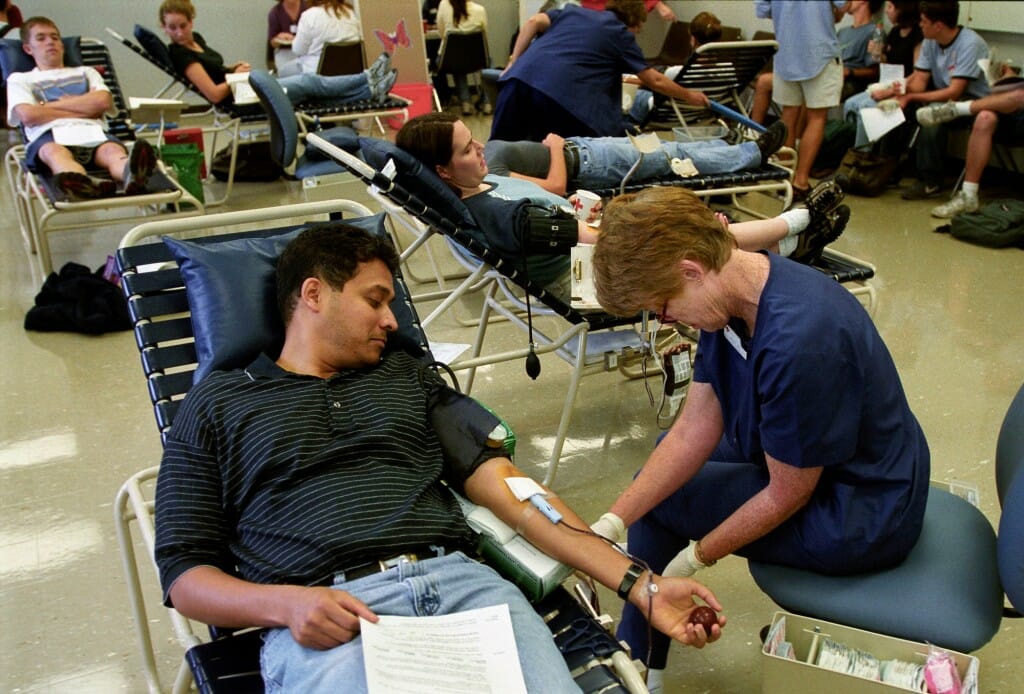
[588, 186, 930, 691]
[490, 0, 707, 142]
[893, 0, 990, 200]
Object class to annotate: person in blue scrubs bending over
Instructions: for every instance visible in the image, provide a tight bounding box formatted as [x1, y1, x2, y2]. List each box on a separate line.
[588, 186, 930, 692]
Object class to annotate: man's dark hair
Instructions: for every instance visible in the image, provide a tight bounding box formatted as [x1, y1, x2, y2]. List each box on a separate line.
[21, 16, 59, 44]
[276, 224, 400, 325]
[919, 0, 959, 28]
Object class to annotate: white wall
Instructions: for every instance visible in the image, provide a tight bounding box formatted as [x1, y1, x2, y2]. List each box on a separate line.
[19, 0, 1024, 100]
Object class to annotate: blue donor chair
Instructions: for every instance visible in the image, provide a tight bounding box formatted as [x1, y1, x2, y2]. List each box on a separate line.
[997, 382, 1024, 616]
[749, 475, 1004, 653]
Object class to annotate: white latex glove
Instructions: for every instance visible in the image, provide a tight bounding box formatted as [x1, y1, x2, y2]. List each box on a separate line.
[662, 543, 706, 578]
[590, 512, 626, 544]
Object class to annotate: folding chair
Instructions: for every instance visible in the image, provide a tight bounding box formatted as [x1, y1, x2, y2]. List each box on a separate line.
[0, 35, 204, 274]
[644, 40, 778, 138]
[431, 29, 490, 111]
[114, 198, 646, 693]
[308, 133, 665, 487]
[316, 39, 365, 76]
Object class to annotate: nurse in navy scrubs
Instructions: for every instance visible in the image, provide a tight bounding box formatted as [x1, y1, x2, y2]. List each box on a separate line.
[588, 186, 930, 684]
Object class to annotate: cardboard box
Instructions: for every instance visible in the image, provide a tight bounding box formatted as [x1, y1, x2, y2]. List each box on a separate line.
[761, 611, 979, 693]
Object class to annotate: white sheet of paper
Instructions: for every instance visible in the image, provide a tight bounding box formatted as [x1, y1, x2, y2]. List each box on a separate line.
[425, 341, 469, 364]
[879, 63, 905, 85]
[861, 106, 905, 142]
[51, 121, 107, 146]
[360, 604, 527, 694]
[226, 72, 259, 105]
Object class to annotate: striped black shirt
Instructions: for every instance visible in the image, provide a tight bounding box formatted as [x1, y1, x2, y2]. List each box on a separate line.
[155, 351, 498, 601]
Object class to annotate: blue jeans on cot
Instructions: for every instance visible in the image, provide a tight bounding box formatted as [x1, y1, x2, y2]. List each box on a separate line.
[843, 89, 879, 149]
[277, 72, 370, 104]
[573, 137, 761, 189]
[261, 552, 582, 693]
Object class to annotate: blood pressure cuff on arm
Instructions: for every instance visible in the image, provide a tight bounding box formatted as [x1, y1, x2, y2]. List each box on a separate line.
[427, 383, 509, 494]
[521, 204, 578, 255]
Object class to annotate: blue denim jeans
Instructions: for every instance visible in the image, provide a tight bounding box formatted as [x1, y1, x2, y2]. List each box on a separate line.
[843, 89, 878, 149]
[277, 72, 371, 104]
[261, 553, 581, 693]
[573, 136, 761, 189]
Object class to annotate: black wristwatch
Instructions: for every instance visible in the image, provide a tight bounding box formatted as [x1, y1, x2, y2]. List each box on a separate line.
[617, 562, 645, 600]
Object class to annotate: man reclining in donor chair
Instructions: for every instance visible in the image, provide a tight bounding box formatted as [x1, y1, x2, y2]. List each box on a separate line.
[6, 16, 156, 200]
[155, 224, 726, 693]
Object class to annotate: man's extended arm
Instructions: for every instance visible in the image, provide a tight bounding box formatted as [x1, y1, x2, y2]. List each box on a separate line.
[463, 457, 724, 646]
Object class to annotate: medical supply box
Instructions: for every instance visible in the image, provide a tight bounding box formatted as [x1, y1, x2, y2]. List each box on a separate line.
[761, 611, 979, 693]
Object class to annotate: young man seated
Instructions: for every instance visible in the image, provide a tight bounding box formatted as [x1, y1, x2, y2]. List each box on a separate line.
[5, 16, 156, 200]
[155, 223, 727, 692]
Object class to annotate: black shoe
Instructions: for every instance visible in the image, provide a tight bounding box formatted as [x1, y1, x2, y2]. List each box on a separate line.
[124, 139, 157, 195]
[756, 120, 787, 162]
[790, 203, 850, 264]
[901, 180, 942, 200]
[805, 174, 847, 217]
[54, 171, 117, 200]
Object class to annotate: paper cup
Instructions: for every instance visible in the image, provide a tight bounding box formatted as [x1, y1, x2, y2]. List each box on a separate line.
[570, 190, 603, 225]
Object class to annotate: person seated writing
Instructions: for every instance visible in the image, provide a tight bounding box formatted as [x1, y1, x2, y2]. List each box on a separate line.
[155, 223, 726, 692]
[484, 120, 788, 197]
[396, 113, 849, 303]
[588, 186, 930, 692]
[6, 16, 157, 200]
[158, 0, 395, 107]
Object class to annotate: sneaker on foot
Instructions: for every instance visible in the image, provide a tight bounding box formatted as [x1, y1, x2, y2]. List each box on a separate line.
[790, 203, 850, 264]
[931, 190, 979, 218]
[901, 180, 943, 200]
[54, 171, 117, 200]
[370, 69, 397, 102]
[916, 101, 960, 127]
[123, 139, 157, 195]
[462, 101, 475, 116]
[367, 52, 392, 84]
[805, 175, 847, 216]
[480, 101, 493, 115]
[756, 120, 787, 162]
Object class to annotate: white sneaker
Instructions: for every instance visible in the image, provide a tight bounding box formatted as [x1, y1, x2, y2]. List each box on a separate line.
[931, 191, 979, 219]
[917, 102, 960, 127]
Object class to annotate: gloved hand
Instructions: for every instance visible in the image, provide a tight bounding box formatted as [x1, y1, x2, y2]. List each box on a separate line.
[662, 543, 706, 578]
[590, 512, 626, 544]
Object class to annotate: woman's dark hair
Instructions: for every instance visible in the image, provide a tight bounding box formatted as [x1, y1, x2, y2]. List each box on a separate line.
[689, 11, 722, 46]
[276, 224, 399, 325]
[450, 0, 469, 26]
[395, 111, 459, 179]
[893, 0, 921, 28]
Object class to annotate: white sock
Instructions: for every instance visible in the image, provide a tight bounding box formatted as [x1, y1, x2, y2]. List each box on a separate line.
[961, 181, 979, 199]
[955, 101, 972, 117]
[780, 208, 810, 235]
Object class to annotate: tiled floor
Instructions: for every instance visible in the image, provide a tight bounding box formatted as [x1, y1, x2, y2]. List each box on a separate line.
[1, 115, 1022, 692]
